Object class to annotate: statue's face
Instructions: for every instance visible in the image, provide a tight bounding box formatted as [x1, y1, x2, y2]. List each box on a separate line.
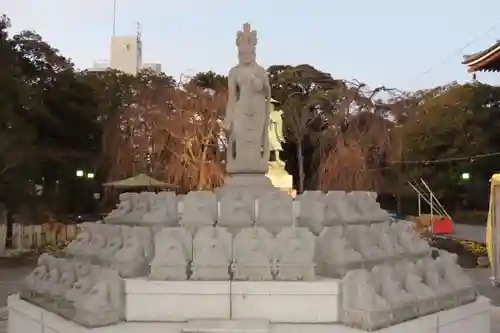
[238, 47, 255, 64]
[33, 266, 45, 277]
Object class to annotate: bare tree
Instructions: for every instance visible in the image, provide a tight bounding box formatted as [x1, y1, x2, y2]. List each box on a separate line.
[153, 85, 226, 192]
[273, 65, 342, 193]
[317, 82, 404, 192]
[101, 75, 176, 183]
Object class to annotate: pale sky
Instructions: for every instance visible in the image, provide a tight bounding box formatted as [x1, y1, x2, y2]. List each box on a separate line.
[3, 0, 500, 91]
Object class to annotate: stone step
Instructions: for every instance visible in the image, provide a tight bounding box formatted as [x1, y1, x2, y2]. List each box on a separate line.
[182, 319, 270, 333]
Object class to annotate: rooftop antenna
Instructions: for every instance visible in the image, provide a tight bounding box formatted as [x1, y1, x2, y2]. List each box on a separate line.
[136, 21, 142, 43]
[112, 0, 117, 36]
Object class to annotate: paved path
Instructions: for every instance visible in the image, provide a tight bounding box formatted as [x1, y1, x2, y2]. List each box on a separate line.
[453, 224, 487, 243]
[493, 308, 500, 333]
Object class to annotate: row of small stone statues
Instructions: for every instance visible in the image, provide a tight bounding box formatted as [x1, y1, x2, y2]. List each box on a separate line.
[63, 222, 316, 281]
[65, 222, 154, 278]
[341, 252, 476, 331]
[23, 254, 123, 327]
[105, 189, 390, 235]
[62, 218, 430, 281]
[317, 221, 431, 277]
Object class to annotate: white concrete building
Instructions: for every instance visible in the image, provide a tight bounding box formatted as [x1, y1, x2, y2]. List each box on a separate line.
[87, 34, 162, 75]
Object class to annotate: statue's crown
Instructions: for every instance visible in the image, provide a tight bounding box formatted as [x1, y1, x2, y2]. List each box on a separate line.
[236, 23, 257, 47]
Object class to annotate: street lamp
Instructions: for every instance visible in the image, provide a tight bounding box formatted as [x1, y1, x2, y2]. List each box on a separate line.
[76, 170, 84, 177]
[87, 173, 95, 179]
[461, 172, 470, 180]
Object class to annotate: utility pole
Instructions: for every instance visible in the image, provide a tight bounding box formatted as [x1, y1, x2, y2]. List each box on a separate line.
[136, 22, 142, 74]
[112, 0, 117, 36]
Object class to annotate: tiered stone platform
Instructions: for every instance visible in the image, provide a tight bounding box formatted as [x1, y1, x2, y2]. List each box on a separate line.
[7, 189, 493, 333]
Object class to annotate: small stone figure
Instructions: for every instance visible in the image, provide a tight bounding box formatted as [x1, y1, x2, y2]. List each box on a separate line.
[416, 257, 454, 309]
[371, 222, 405, 258]
[317, 226, 363, 277]
[393, 261, 436, 315]
[51, 260, 77, 298]
[65, 223, 93, 257]
[87, 228, 107, 260]
[391, 221, 430, 256]
[64, 262, 100, 303]
[371, 265, 415, 309]
[232, 227, 275, 280]
[180, 191, 218, 233]
[256, 190, 293, 234]
[72, 269, 123, 327]
[43, 259, 65, 297]
[218, 188, 255, 233]
[344, 225, 385, 262]
[104, 193, 135, 224]
[296, 191, 326, 235]
[191, 227, 232, 280]
[25, 254, 54, 295]
[437, 250, 476, 304]
[341, 269, 392, 330]
[25, 265, 49, 295]
[37, 256, 63, 296]
[325, 191, 362, 225]
[100, 232, 124, 263]
[113, 234, 149, 278]
[150, 227, 192, 280]
[124, 193, 150, 224]
[141, 191, 178, 226]
[350, 191, 389, 222]
[275, 227, 315, 280]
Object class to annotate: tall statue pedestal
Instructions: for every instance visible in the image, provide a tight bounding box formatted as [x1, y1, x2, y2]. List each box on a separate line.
[266, 162, 295, 197]
[224, 174, 273, 188]
[221, 174, 275, 196]
[221, 162, 294, 197]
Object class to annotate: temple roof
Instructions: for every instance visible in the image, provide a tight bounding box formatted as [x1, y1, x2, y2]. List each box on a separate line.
[463, 40, 500, 72]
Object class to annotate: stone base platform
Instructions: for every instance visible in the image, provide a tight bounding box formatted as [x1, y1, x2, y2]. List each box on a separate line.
[124, 278, 341, 323]
[7, 290, 491, 333]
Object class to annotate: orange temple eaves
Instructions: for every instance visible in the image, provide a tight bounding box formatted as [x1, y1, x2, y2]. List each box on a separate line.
[463, 40, 500, 73]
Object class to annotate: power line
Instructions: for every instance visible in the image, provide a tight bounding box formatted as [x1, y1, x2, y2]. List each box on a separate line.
[391, 151, 500, 165]
[365, 151, 500, 172]
[408, 20, 500, 85]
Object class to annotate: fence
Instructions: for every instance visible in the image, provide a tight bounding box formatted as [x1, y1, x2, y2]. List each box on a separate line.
[0, 223, 78, 255]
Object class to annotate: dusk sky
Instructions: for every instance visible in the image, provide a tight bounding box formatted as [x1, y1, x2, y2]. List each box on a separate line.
[3, 0, 500, 91]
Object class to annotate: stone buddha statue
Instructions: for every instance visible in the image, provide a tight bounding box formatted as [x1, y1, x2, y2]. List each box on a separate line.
[224, 23, 271, 174]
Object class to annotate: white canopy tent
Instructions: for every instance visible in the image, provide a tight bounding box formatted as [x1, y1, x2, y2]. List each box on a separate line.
[103, 174, 178, 190]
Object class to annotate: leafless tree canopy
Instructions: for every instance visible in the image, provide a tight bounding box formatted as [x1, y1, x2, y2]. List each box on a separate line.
[102, 83, 226, 194]
[317, 82, 406, 192]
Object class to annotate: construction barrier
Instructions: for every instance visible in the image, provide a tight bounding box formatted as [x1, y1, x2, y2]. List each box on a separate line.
[432, 216, 454, 234]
